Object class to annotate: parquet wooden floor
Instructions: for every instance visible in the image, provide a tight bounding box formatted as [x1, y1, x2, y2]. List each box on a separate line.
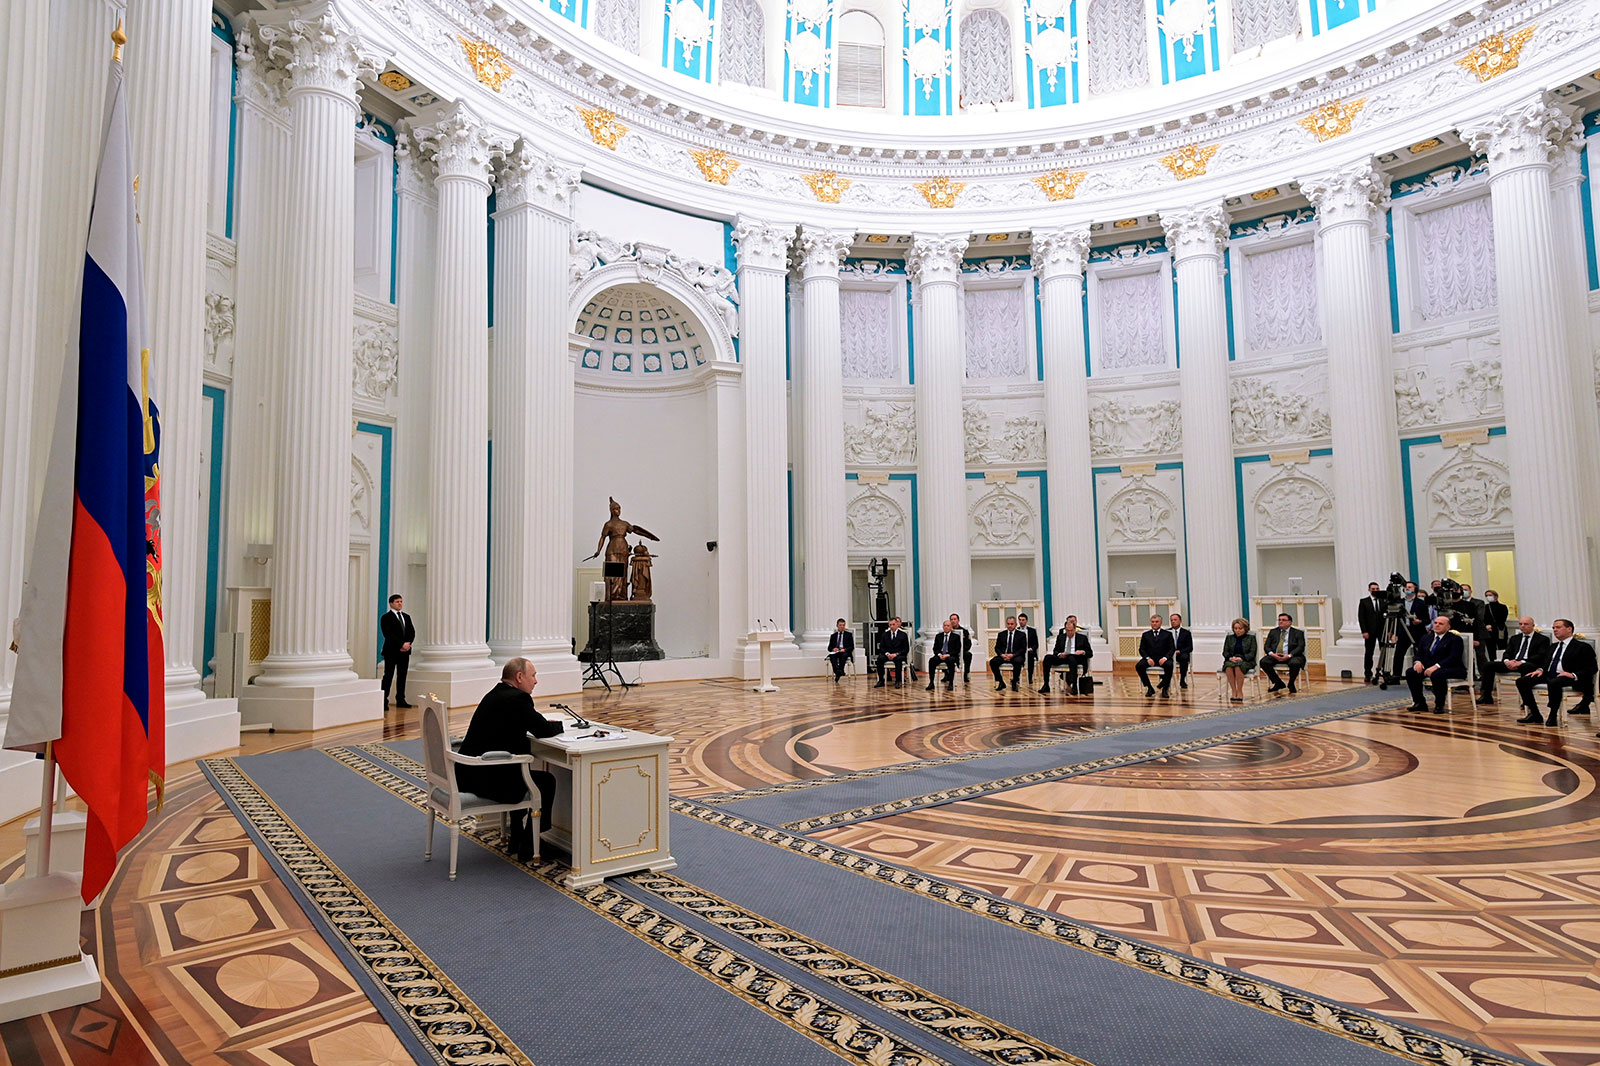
[3, 671, 1593, 1065]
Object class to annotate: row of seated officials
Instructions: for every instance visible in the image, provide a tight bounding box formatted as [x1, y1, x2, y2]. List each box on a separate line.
[1391, 613, 1597, 726]
[824, 612, 1094, 691]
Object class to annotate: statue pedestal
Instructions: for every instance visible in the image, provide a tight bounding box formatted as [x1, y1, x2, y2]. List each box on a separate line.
[579, 603, 665, 663]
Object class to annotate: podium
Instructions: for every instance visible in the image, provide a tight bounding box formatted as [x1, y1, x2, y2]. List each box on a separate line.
[748, 630, 786, 693]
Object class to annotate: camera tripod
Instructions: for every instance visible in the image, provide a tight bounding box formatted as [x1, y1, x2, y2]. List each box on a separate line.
[1374, 610, 1406, 689]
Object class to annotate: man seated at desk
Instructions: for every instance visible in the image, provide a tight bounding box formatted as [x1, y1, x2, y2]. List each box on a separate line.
[456, 657, 564, 862]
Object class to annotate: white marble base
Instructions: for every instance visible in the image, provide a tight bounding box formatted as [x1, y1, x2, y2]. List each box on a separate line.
[0, 752, 44, 827]
[0, 873, 100, 1024]
[165, 695, 241, 764]
[1325, 636, 1372, 681]
[237, 677, 382, 731]
[24, 812, 86, 877]
[406, 662, 502, 710]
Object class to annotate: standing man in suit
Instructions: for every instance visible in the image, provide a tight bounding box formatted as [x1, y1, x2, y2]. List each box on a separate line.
[456, 659, 564, 862]
[1040, 616, 1092, 694]
[926, 619, 962, 690]
[1017, 613, 1040, 686]
[1168, 613, 1194, 690]
[1259, 612, 1307, 693]
[826, 618, 854, 681]
[950, 613, 973, 683]
[1516, 618, 1597, 726]
[1135, 615, 1175, 697]
[1474, 589, 1510, 704]
[1396, 582, 1430, 676]
[381, 593, 415, 708]
[1492, 616, 1550, 714]
[875, 617, 910, 688]
[1357, 581, 1385, 685]
[990, 616, 1028, 691]
[1406, 615, 1466, 714]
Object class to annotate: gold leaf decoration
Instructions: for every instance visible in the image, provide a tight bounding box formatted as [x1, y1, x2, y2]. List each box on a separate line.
[865, 234, 891, 243]
[578, 107, 628, 150]
[915, 176, 965, 209]
[1250, 188, 1280, 201]
[804, 171, 853, 203]
[1032, 169, 1087, 201]
[1112, 218, 1139, 229]
[458, 37, 513, 92]
[1159, 143, 1219, 181]
[377, 70, 413, 92]
[689, 147, 740, 184]
[1455, 26, 1536, 82]
[1297, 98, 1367, 142]
[1407, 138, 1443, 154]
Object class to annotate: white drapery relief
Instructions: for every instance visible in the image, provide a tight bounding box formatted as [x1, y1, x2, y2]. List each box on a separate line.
[1413, 195, 1498, 321]
[1231, 0, 1298, 51]
[1085, 0, 1148, 94]
[1096, 270, 1165, 370]
[958, 9, 1013, 106]
[1243, 241, 1320, 352]
[964, 287, 1029, 378]
[841, 287, 899, 380]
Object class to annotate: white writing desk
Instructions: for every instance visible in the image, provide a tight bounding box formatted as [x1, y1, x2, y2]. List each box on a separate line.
[530, 721, 676, 888]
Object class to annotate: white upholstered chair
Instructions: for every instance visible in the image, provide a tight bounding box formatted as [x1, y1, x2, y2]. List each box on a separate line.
[419, 697, 543, 880]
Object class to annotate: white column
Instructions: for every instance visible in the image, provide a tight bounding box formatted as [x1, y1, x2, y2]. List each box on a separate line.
[794, 227, 855, 656]
[238, 10, 384, 730]
[126, 0, 239, 753]
[405, 102, 505, 707]
[1032, 226, 1105, 648]
[1550, 143, 1600, 572]
[1460, 97, 1598, 632]
[731, 217, 802, 672]
[392, 147, 437, 640]
[487, 140, 583, 692]
[1301, 161, 1409, 669]
[908, 233, 972, 645]
[1161, 205, 1240, 656]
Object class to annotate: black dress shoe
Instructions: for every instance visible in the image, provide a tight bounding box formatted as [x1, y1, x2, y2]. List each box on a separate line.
[1475, 697, 1495, 706]
[1516, 712, 1541, 723]
[1571, 704, 1591, 715]
[1179, 680, 1188, 689]
[1038, 685, 1051, 694]
[1159, 686, 1170, 698]
[1267, 683, 1286, 693]
[995, 683, 1007, 692]
[874, 680, 885, 688]
[1144, 687, 1156, 698]
[1409, 704, 1429, 714]
[945, 682, 954, 690]
[396, 700, 414, 708]
[1288, 682, 1297, 694]
[1546, 711, 1560, 727]
[1432, 705, 1447, 714]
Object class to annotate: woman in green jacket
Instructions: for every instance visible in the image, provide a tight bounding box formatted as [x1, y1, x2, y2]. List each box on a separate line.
[1222, 618, 1257, 702]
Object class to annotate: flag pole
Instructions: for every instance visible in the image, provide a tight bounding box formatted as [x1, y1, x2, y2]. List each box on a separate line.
[35, 741, 55, 877]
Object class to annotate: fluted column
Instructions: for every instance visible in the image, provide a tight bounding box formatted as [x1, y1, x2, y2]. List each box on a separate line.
[239, 10, 384, 730]
[125, 0, 217, 725]
[1161, 206, 1239, 652]
[731, 217, 801, 667]
[1302, 161, 1408, 659]
[487, 140, 583, 692]
[1032, 226, 1103, 645]
[405, 102, 506, 706]
[1460, 97, 1598, 631]
[909, 233, 971, 643]
[795, 227, 855, 655]
[1549, 142, 1600, 569]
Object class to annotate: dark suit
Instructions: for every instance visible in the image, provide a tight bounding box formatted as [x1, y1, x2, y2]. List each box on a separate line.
[380, 609, 415, 705]
[1020, 625, 1040, 684]
[1516, 637, 1598, 721]
[990, 629, 1028, 687]
[926, 630, 962, 688]
[1477, 601, 1509, 654]
[1488, 629, 1549, 704]
[456, 682, 565, 850]
[1259, 626, 1307, 690]
[955, 625, 973, 681]
[1395, 598, 1430, 674]
[1406, 630, 1466, 712]
[877, 628, 910, 684]
[1356, 594, 1385, 681]
[826, 629, 855, 678]
[1040, 629, 1092, 694]
[1168, 627, 1193, 685]
[1135, 628, 1176, 693]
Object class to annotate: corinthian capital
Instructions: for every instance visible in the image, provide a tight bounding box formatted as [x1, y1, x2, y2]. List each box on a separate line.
[1458, 94, 1581, 176]
[1031, 226, 1092, 281]
[253, 5, 386, 105]
[496, 139, 583, 216]
[731, 217, 796, 272]
[1300, 160, 1390, 228]
[797, 228, 857, 279]
[406, 101, 509, 186]
[1159, 204, 1228, 262]
[906, 233, 969, 285]
[234, 24, 290, 120]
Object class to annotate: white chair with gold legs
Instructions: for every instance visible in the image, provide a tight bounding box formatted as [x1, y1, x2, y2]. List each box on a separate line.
[1216, 668, 1263, 703]
[419, 697, 543, 880]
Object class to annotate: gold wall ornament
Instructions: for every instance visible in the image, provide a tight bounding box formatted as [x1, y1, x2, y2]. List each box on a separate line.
[578, 107, 628, 150]
[689, 147, 740, 185]
[1159, 143, 1219, 180]
[915, 176, 965, 208]
[1407, 137, 1443, 154]
[865, 233, 890, 243]
[378, 70, 413, 92]
[1455, 26, 1536, 82]
[458, 36, 513, 92]
[1113, 218, 1139, 229]
[1297, 98, 1367, 142]
[803, 171, 852, 203]
[1032, 169, 1087, 201]
[1250, 188, 1280, 201]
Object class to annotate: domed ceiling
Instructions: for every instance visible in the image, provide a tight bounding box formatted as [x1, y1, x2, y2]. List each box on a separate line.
[574, 283, 710, 379]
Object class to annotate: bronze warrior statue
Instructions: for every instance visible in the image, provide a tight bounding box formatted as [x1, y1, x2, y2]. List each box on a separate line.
[587, 497, 659, 602]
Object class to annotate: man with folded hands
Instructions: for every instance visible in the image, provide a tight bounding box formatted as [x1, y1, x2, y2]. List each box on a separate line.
[456, 658, 565, 861]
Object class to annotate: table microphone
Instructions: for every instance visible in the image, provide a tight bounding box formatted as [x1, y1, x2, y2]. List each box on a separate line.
[550, 703, 590, 728]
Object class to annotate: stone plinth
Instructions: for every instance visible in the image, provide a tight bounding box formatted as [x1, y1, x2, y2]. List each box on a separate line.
[580, 603, 665, 663]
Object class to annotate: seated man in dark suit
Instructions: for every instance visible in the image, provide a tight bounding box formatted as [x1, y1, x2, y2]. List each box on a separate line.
[1040, 616, 1092, 694]
[1356, 581, 1384, 685]
[875, 617, 910, 687]
[1259, 612, 1307, 693]
[1017, 613, 1040, 686]
[1489, 615, 1549, 711]
[1406, 615, 1466, 714]
[456, 658, 565, 861]
[990, 616, 1028, 691]
[1515, 618, 1597, 727]
[1168, 612, 1194, 689]
[1135, 615, 1175, 697]
[825, 618, 854, 681]
[925, 619, 962, 690]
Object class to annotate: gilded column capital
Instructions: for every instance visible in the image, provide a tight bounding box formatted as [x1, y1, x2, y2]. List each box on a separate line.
[495, 139, 582, 215]
[406, 100, 509, 187]
[796, 227, 856, 279]
[731, 217, 796, 273]
[253, 5, 386, 106]
[1159, 204, 1228, 262]
[906, 232, 969, 286]
[1031, 226, 1092, 281]
[1458, 94, 1580, 177]
[1300, 160, 1390, 229]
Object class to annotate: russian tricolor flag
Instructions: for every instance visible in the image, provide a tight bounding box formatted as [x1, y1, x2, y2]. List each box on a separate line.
[5, 54, 165, 905]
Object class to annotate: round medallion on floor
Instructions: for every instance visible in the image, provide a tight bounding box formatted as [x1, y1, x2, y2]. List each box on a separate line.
[216, 953, 319, 1010]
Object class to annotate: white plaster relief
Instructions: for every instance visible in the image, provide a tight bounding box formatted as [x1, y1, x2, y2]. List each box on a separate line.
[845, 401, 917, 465]
[1426, 444, 1512, 530]
[963, 400, 1046, 464]
[1104, 477, 1177, 546]
[1254, 472, 1334, 541]
[571, 229, 739, 337]
[1089, 394, 1182, 457]
[968, 482, 1036, 547]
[1242, 241, 1320, 352]
[1096, 270, 1166, 371]
[840, 288, 899, 380]
[1412, 195, 1497, 322]
[1229, 370, 1331, 445]
[204, 291, 235, 373]
[1392, 350, 1503, 430]
[353, 320, 399, 401]
[846, 483, 907, 549]
[963, 286, 1029, 379]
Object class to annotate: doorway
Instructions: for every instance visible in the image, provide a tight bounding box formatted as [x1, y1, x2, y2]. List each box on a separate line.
[1437, 547, 1517, 617]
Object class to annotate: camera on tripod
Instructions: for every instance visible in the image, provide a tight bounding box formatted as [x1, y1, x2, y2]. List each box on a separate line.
[1431, 578, 1475, 633]
[1380, 572, 1409, 615]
